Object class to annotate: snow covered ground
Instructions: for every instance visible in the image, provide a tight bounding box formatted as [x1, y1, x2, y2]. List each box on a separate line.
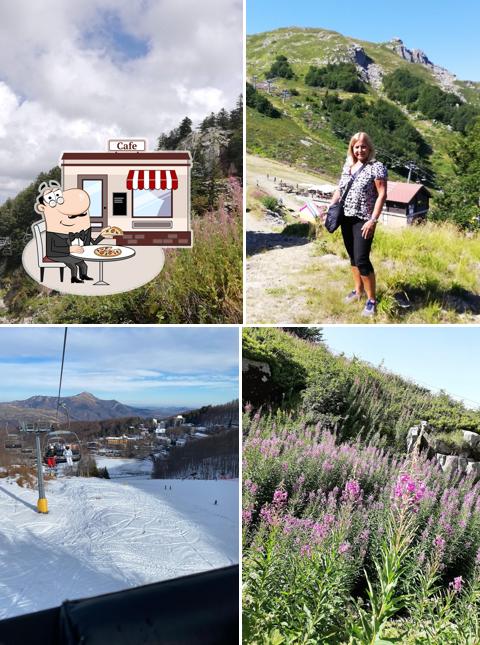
[0, 458, 238, 619]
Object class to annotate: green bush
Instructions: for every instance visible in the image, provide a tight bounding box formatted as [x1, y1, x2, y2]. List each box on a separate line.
[261, 196, 282, 212]
[246, 82, 281, 118]
[305, 62, 366, 93]
[266, 55, 295, 79]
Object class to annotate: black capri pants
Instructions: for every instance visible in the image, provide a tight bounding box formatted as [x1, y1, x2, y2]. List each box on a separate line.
[341, 216, 374, 276]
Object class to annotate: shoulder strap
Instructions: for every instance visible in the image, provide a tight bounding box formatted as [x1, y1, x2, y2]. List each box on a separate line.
[340, 164, 366, 204]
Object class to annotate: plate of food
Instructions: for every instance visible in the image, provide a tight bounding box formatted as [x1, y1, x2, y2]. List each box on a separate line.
[94, 246, 122, 258]
[102, 226, 123, 236]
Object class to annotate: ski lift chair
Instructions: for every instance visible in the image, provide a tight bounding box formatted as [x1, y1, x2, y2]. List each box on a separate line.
[31, 220, 65, 282]
[43, 430, 82, 464]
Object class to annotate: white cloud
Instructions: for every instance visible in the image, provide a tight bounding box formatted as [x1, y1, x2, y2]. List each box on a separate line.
[0, 327, 239, 404]
[0, 0, 242, 202]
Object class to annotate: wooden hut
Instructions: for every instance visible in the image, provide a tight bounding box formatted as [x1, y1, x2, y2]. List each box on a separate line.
[381, 181, 430, 227]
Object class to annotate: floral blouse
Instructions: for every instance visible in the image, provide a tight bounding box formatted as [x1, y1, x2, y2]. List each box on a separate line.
[338, 160, 388, 220]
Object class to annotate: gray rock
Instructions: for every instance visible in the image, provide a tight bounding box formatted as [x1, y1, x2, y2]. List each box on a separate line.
[463, 431, 480, 449]
[442, 455, 464, 473]
[466, 461, 480, 480]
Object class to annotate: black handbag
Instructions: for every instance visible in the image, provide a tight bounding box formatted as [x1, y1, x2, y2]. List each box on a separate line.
[325, 164, 366, 233]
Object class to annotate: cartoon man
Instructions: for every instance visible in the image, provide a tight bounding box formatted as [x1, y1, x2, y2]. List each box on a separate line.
[34, 180, 112, 283]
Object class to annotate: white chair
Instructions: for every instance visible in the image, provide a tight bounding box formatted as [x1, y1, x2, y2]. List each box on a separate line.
[31, 220, 65, 282]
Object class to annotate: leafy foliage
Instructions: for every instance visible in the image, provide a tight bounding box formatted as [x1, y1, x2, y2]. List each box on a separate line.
[383, 68, 480, 134]
[320, 93, 433, 181]
[266, 55, 295, 80]
[243, 408, 480, 643]
[246, 82, 281, 118]
[305, 62, 366, 93]
[430, 117, 480, 230]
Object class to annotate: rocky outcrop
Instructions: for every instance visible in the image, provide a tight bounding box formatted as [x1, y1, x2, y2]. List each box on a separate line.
[183, 127, 230, 172]
[389, 38, 433, 66]
[347, 45, 383, 89]
[408, 422, 480, 481]
[387, 38, 464, 100]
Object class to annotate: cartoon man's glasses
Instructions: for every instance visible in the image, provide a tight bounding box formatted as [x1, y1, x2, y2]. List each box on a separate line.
[44, 191, 64, 207]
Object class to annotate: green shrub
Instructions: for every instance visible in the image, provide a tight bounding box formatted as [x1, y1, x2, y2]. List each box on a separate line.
[305, 62, 366, 93]
[266, 55, 295, 80]
[261, 196, 282, 212]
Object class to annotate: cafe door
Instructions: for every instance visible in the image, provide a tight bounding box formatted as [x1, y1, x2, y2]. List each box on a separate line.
[77, 175, 108, 231]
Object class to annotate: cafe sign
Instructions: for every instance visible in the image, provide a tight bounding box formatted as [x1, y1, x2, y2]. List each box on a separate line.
[108, 139, 146, 152]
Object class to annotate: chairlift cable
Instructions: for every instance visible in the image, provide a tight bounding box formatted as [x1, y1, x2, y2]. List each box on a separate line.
[55, 327, 68, 422]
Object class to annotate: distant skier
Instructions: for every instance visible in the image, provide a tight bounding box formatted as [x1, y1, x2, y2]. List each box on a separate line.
[63, 445, 73, 467]
[214, 500, 218, 505]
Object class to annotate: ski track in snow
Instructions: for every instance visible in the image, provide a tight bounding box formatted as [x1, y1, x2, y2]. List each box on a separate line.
[0, 460, 238, 619]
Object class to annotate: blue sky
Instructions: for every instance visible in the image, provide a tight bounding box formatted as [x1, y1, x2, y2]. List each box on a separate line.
[322, 326, 480, 409]
[0, 327, 239, 408]
[247, 0, 479, 81]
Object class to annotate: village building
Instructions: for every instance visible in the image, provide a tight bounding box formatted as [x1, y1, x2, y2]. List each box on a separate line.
[380, 181, 431, 227]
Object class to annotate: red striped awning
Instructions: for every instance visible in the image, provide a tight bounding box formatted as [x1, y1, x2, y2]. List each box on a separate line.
[126, 169, 178, 191]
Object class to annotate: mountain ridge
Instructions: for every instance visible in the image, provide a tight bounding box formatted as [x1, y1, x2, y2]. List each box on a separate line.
[246, 26, 480, 187]
[0, 392, 188, 425]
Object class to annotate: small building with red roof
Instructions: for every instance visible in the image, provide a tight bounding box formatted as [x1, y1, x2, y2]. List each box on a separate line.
[381, 181, 431, 227]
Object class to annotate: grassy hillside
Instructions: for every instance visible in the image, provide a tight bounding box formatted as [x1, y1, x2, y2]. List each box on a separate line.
[243, 327, 480, 447]
[247, 27, 479, 188]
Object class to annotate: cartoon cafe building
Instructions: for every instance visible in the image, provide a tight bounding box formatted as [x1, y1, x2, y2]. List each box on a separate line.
[61, 140, 192, 247]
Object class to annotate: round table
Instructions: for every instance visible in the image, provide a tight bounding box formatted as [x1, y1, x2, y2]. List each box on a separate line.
[70, 245, 136, 286]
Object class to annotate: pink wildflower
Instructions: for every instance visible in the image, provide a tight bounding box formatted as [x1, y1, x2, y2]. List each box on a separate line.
[273, 489, 288, 506]
[449, 576, 463, 593]
[393, 473, 426, 510]
[433, 535, 446, 551]
[242, 509, 252, 524]
[339, 542, 351, 555]
[300, 544, 312, 558]
[343, 479, 362, 503]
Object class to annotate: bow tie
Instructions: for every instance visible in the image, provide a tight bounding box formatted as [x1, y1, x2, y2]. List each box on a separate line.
[69, 229, 87, 243]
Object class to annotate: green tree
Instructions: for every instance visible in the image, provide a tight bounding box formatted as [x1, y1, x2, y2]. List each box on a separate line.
[266, 55, 295, 79]
[430, 117, 480, 229]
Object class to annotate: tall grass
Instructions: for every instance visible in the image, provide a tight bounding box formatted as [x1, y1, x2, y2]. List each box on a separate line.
[304, 221, 480, 323]
[21, 179, 243, 323]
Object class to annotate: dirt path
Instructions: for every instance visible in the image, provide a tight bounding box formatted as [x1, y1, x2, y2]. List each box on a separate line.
[246, 154, 347, 323]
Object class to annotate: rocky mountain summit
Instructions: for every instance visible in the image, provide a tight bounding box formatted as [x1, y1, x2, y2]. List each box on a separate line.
[386, 37, 463, 99]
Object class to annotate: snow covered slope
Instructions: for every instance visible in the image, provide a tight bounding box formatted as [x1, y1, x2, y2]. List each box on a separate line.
[0, 460, 238, 619]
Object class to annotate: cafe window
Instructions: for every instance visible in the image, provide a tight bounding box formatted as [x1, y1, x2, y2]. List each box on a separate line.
[132, 188, 172, 218]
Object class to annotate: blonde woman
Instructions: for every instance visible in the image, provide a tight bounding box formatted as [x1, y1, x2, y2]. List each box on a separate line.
[329, 132, 387, 316]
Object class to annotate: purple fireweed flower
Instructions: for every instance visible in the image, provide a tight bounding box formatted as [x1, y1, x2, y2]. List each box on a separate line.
[300, 544, 312, 558]
[342, 479, 362, 503]
[244, 479, 258, 495]
[449, 576, 463, 593]
[242, 509, 252, 525]
[393, 473, 426, 510]
[273, 489, 288, 506]
[339, 542, 351, 555]
[433, 535, 446, 551]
